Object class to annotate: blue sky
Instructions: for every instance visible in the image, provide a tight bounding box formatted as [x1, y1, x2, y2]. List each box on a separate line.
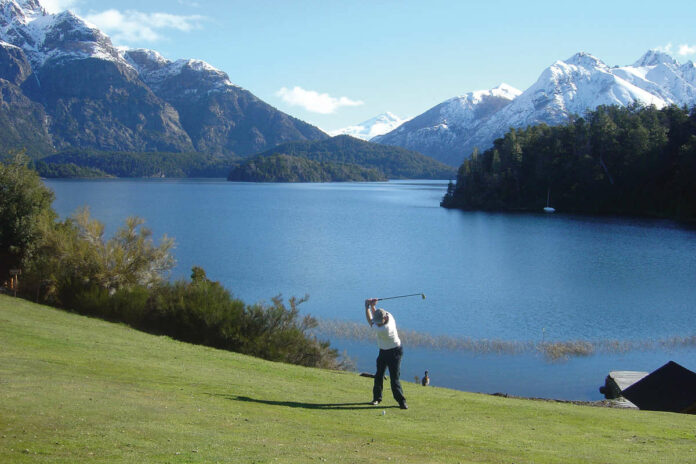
[41, 0, 696, 132]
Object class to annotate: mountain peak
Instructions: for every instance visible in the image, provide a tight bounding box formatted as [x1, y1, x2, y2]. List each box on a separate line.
[367, 112, 402, 124]
[490, 83, 522, 99]
[123, 48, 170, 74]
[380, 111, 399, 120]
[329, 112, 406, 140]
[453, 84, 520, 105]
[564, 52, 606, 69]
[634, 49, 679, 67]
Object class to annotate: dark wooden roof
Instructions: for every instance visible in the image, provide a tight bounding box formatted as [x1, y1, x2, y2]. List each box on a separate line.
[621, 361, 696, 414]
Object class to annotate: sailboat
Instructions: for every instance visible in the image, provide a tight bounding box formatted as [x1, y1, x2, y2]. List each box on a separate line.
[543, 188, 555, 213]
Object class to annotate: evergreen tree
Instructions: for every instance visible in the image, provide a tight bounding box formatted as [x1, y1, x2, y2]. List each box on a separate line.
[442, 104, 696, 221]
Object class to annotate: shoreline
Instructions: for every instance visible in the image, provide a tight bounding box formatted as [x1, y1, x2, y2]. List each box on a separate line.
[488, 392, 635, 409]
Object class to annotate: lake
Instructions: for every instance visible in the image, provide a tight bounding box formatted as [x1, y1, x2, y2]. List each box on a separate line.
[45, 178, 696, 400]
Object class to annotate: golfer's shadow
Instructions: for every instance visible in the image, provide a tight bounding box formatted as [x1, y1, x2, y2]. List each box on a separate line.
[219, 394, 399, 410]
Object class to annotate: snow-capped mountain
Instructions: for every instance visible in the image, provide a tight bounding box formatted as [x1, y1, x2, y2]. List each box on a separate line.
[375, 51, 696, 167]
[0, 0, 121, 69]
[0, 0, 326, 156]
[373, 84, 521, 166]
[329, 112, 406, 140]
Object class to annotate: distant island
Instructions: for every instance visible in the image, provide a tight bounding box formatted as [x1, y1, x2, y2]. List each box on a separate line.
[228, 135, 456, 182]
[441, 104, 696, 222]
[228, 154, 386, 182]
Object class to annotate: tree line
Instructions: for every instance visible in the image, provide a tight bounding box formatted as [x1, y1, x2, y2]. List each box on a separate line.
[441, 104, 696, 221]
[33, 149, 238, 178]
[0, 155, 344, 369]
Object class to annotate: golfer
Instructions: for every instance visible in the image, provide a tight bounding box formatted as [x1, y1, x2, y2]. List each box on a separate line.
[365, 298, 408, 410]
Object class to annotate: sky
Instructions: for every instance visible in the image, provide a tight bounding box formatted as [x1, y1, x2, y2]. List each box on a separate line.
[38, 0, 696, 133]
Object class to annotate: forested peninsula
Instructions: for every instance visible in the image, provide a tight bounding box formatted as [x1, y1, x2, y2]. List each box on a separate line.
[441, 104, 696, 221]
[230, 135, 457, 181]
[228, 154, 386, 182]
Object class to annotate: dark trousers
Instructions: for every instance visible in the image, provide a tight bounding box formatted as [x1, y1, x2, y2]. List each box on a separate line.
[373, 346, 405, 403]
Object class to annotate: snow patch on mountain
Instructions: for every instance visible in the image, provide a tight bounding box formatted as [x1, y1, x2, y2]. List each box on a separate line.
[124, 48, 241, 95]
[121, 47, 169, 74]
[0, 37, 21, 50]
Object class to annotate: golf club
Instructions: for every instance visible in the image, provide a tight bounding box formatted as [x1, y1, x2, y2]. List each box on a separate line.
[376, 293, 426, 301]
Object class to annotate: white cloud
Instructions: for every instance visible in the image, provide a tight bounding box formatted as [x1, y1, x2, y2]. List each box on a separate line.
[40, 0, 80, 14]
[656, 43, 673, 54]
[83, 9, 205, 45]
[276, 86, 364, 114]
[678, 44, 696, 56]
[657, 42, 696, 57]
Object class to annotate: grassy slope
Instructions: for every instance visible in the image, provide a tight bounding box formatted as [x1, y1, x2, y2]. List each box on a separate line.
[1, 294, 694, 464]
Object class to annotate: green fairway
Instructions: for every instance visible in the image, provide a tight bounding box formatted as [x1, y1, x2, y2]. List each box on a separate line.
[1, 294, 694, 463]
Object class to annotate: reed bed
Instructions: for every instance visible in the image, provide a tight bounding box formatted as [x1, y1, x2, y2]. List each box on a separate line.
[313, 319, 696, 362]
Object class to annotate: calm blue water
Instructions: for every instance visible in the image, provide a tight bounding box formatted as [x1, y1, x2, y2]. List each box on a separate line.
[45, 178, 696, 400]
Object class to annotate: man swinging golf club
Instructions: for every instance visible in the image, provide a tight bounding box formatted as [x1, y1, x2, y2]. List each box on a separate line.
[365, 298, 408, 410]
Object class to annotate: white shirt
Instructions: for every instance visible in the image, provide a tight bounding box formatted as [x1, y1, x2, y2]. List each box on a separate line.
[372, 312, 401, 350]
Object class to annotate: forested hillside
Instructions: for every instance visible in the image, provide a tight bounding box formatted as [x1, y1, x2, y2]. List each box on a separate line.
[441, 104, 696, 221]
[251, 135, 456, 180]
[34, 150, 238, 178]
[228, 154, 386, 182]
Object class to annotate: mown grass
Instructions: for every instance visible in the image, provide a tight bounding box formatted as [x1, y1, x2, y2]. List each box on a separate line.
[2, 294, 695, 463]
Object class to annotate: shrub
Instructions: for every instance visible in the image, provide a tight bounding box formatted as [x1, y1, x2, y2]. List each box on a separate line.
[142, 270, 341, 369]
[239, 295, 339, 368]
[144, 268, 246, 349]
[22, 208, 174, 307]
